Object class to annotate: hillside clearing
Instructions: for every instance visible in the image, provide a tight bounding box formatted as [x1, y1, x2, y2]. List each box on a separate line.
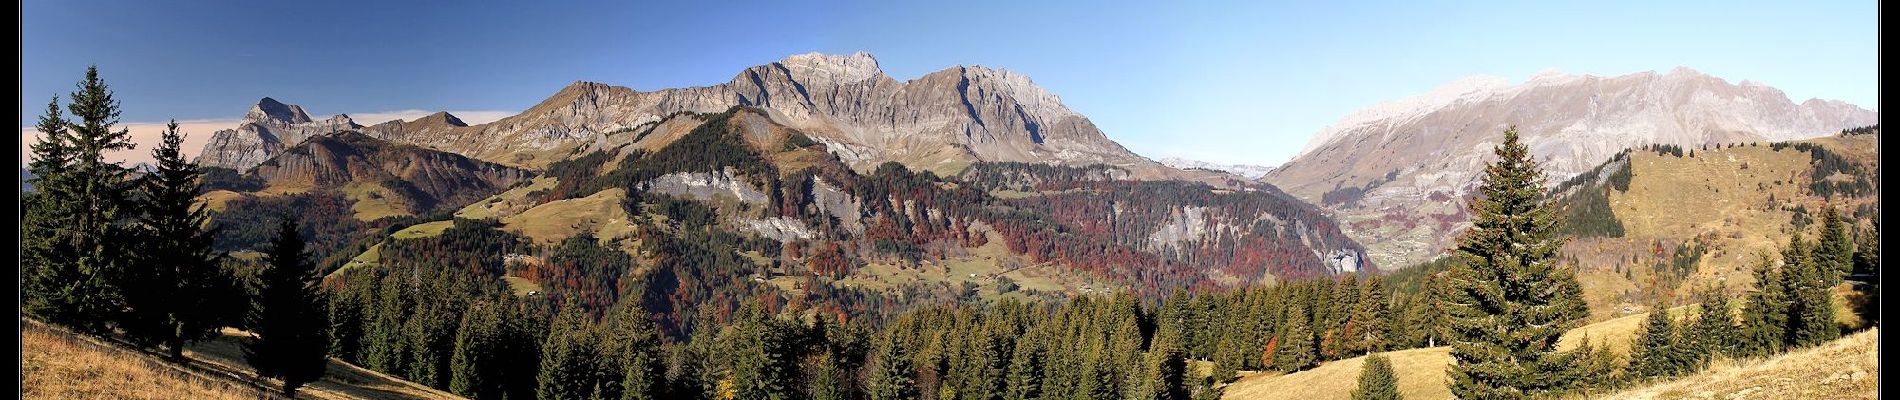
[1222, 346, 1454, 400]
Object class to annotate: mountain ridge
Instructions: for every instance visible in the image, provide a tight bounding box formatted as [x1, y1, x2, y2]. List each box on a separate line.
[195, 53, 1218, 185]
[1266, 67, 1877, 267]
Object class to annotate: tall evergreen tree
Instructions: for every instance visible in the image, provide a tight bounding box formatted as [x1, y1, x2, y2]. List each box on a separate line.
[24, 67, 141, 333]
[538, 303, 600, 400]
[245, 218, 332, 395]
[450, 297, 508, 399]
[1816, 206, 1853, 282]
[1272, 303, 1317, 372]
[121, 120, 244, 359]
[1145, 341, 1190, 400]
[1683, 284, 1737, 362]
[602, 303, 667, 400]
[869, 338, 919, 400]
[1004, 331, 1046, 400]
[1344, 277, 1391, 356]
[1350, 354, 1402, 400]
[1627, 305, 1686, 378]
[1739, 254, 1788, 357]
[1442, 127, 1589, 399]
[728, 303, 799, 400]
[1783, 235, 1841, 348]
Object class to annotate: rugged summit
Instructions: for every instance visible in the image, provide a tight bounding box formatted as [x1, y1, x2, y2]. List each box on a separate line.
[1264, 68, 1878, 267]
[200, 53, 1185, 179]
[194, 98, 363, 170]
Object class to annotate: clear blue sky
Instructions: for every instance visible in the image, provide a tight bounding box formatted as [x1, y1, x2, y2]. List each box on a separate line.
[20, 0, 1878, 166]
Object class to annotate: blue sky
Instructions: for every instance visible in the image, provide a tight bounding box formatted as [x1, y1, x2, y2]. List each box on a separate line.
[20, 0, 1878, 166]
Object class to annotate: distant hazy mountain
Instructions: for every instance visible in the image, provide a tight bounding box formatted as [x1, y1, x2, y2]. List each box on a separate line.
[1159, 157, 1275, 179]
[1264, 67, 1878, 267]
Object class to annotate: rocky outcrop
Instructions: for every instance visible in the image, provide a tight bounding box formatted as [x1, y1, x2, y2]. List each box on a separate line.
[194, 98, 363, 170]
[1265, 68, 1879, 267]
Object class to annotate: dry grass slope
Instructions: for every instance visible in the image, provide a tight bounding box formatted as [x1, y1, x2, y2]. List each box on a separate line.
[1222, 346, 1454, 400]
[1600, 328, 1878, 399]
[22, 322, 265, 400]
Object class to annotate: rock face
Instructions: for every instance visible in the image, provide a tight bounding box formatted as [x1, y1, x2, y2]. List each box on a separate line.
[1265, 68, 1879, 268]
[250, 131, 532, 214]
[201, 53, 1188, 179]
[194, 97, 363, 170]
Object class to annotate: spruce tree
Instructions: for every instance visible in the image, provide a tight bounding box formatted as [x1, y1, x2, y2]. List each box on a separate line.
[1817, 206, 1853, 282]
[450, 298, 507, 399]
[1350, 354, 1402, 400]
[1148, 342, 1190, 400]
[245, 218, 332, 395]
[810, 351, 848, 400]
[1004, 332, 1045, 400]
[1784, 235, 1840, 348]
[1345, 277, 1391, 356]
[23, 95, 78, 323]
[1684, 284, 1737, 362]
[1739, 255, 1788, 357]
[24, 67, 140, 333]
[728, 303, 798, 400]
[869, 338, 919, 400]
[1627, 305, 1684, 378]
[1273, 303, 1317, 372]
[123, 120, 244, 360]
[600, 302, 667, 400]
[1442, 127, 1589, 399]
[537, 303, 600, 400]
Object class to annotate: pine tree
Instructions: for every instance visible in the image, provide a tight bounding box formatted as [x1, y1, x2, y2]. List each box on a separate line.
[1783, 235, 1841, 348]
[728, 303, 798, 400]
[1627, 305, 1684, 378]
[869, 338, 919, 400]
[1004, 332, 1045, 400]
[328, 288, 366, 364]
[366, 270, 413, 374]
[1852, 219, 1879, 276]
[538, 303, 600, 400]
[1350, 354, 1402, 400]
[810, 351, 849, 400]
[245, 218, 332, 396]
[1442, 127, 1589, 399]
[1568, 335, 1622, 392]
[1190, 377, 1222, 400]
[1345, 277, 1391, 356]
[603, 303, 667, 400]
[24, 67, 140, 333]
[1739, 254, 1788, 357]
[1146, 342, 1190, 400]
[121, 120, 243, 360]
[450, 298, 508, 399]
[1683, 284, 1737, 362]
[1816, 206, 1853, 282]
[1273, 303, 1317, 372]
[23, 95, 77, 323]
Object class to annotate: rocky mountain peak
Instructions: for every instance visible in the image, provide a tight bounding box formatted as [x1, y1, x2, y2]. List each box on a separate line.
[778, 51, 883, 83]
[245, 97, 313, 125]
[415, 111, 467, 127]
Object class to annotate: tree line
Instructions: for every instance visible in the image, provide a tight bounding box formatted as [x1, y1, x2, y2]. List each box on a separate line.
[24, 67, 331, 395]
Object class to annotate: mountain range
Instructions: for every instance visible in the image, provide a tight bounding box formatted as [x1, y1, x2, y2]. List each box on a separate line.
[1263, 67, 1877, 267]
[196, 52, 1235, 184]
[188, 55, 1876, 278]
